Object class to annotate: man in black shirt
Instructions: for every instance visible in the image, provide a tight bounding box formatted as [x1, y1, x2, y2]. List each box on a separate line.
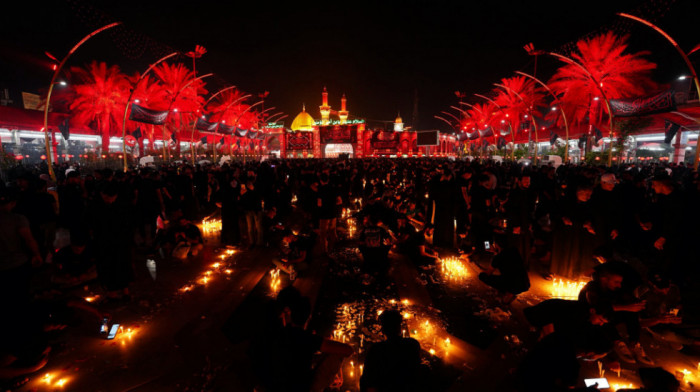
[360, 310, 425, 392]
[318, 173, 341, 255]
[478, 236, 530, 304]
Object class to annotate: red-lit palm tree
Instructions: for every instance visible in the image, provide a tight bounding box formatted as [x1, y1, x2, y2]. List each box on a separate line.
[494, 76, 545, 134]
[130, 74, 168, 154]
[69, 61, 132, 153]
[152, 63, 207, 154]
[548, 31, 657, 126]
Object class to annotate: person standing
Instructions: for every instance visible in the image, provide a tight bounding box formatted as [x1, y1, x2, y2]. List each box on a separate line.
[317, 173, 341, 255]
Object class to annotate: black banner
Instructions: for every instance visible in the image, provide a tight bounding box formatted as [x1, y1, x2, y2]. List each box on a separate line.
[195, 117, 218, 131]
[219, 123, 234, 134]
[286, 131, 313, 150]
[370, 131, 399, 150]
[664, 120, 681, 144]
[129, 104, 169, 125]
[319, 125, 357, 144]
[610, 89, 676, 117]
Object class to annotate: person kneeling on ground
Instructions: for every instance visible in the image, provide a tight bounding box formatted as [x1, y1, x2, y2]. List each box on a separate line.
[50, 230, 97, 288]
[360, 309, 429, 392]
[273, 230, 308, 279]
[478, 235, 530, 304]
[578, 263, 654, 366]
[265, 295, 352, 392]
[167, 212, 204, 260]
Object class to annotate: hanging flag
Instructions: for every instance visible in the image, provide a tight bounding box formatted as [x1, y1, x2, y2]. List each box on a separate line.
[235, 128, 248, 137]
[200, 136, 207, 145]
[549, 130, 559, 146]
[593, 126, 603, 143]
[218, 136, 225, 146]
[129, 104, 169, 125]
[58, 117, 70, 140]
[132, 127, 142, 139]
[195, 117, 218, 131]
[578, 134, 587, 149]
[219, 123, 234, 134]
[171, 132, 177, 144]
[610, 89, 676, 117]
[663, 120, 681, 144]
[479, 127, 493, 138]
[497, 136, 506, 149]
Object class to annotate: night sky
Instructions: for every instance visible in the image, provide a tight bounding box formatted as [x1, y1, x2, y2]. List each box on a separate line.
[1, 0, 697, 130]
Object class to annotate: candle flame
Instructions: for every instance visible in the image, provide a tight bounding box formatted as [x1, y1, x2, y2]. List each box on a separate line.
[551, 278, 587, 299]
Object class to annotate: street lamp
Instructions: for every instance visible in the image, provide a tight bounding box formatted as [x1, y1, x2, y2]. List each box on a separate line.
[474, 93, 513, 160]
[43, 22, 121, 181]
[515, 70, 572, 163]
[527, 47, 615, 166]
[493, 82, 542, 165]
[188, 85, 237, 165]
[120, 51, 178, 172]
[618, 12, 700, 170]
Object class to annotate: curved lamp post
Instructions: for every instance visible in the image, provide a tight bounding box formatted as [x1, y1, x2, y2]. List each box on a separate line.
[43, 22, 121, 181]
[434, 115, 457, 131]
[619, 13, 700, 170]
[440, 111, 462, 126]
[494, 83, 541, 165]
[188, 85, 236, 165]
[515, 70, 571, 163]
[529, 48, 615, 166]
[160, 72, 213, 162]
[121, 51, 178, 172]
[270, 114, 288, 124]
[232, 100, 264, 163]
[212, 93, 252, 161]
[474, 93, 513, 160]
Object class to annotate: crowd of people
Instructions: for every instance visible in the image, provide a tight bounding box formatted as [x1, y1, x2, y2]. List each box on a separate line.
[1, 157, 699, 391]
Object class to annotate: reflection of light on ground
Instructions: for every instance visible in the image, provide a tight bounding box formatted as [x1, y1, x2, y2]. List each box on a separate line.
[41, 373, 71, 389]
[270, 269, 281, 295]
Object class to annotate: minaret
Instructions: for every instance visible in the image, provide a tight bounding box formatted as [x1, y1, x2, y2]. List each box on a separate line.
[320, 86, 331, 125]
[339, 94, 349, 124]
[394, 112, 404, 132]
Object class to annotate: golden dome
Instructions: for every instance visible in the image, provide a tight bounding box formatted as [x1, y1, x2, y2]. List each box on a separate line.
[291, 105, 316, 131]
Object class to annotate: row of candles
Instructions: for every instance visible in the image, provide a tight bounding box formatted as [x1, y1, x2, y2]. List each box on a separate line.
[180, 248, 236, 293]
[43, 247, 239, 390]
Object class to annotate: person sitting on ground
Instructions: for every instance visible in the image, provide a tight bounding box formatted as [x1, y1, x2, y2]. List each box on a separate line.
[163, 210, 204, 260]
[360, 309, 427, 392]
[51, 230, 98, 288]
[266, 295, 352, 392]
[516, 331, 612, 392]
[638, 272, 698, 351]
[407, 224, 439, 267]
[478, 235, 530, 304]
[273, 230, 308, 279]
[359, 215, 392, 278]
[578, 262, 653, 366]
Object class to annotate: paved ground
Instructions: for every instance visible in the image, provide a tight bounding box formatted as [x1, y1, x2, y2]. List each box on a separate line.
[15, 222, 700, 392]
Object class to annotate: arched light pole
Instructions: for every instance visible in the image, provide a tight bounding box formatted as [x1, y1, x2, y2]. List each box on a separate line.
[474, 93, 513, 160]
[494, 83, 541, 165]
[188, 85, 236, 165]
[265, 112, 286, 124]
[212, 93, 252, 161]
[515, 70, 571, 163]
[270, 114, 288, 124]
[619, 13, 700, 170]
[121, 51, 178, 172]
[440, 111, 462, 126]
[160, 72, 213, 162]
[231, 100, 264, 163]
[43, 22, 121, 181]
[528, 48, 615, 166]
[434, 115, 457, 131]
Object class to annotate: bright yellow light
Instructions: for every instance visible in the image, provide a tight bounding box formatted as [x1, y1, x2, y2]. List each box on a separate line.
[200, 218, 222, 236]
[212, 262, 220, 268]
[551, 278, 587, 299]
[439, 257, 469, 283]
[55, 378, 69, 388]
[43, 373, 54, 384]
[224, 269, 233, 275]
[429, 348, 436, 355]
